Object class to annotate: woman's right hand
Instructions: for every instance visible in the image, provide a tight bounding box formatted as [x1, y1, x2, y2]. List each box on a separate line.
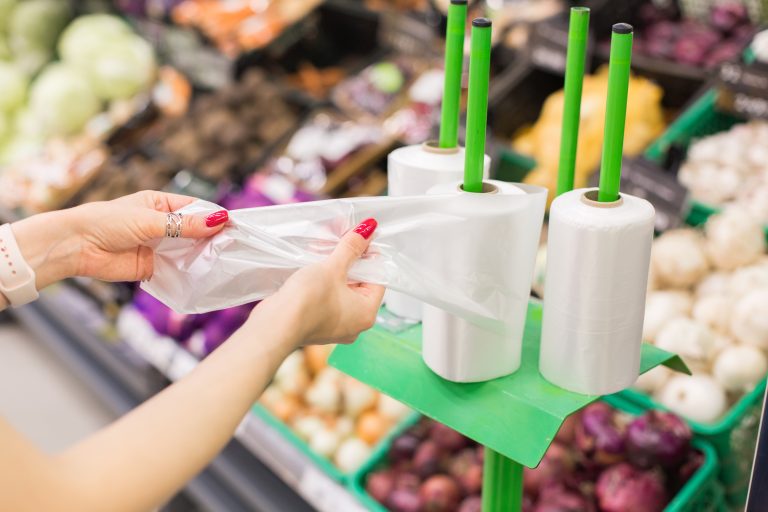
[255, 218, 384, 346]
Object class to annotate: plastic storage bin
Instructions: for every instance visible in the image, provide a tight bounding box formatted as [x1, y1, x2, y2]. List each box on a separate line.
[618, 380, 764, 507]
[352, 395, 725, 512]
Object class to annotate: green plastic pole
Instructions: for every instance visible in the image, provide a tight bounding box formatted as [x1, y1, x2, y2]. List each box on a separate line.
[597, 23, 633, 203]
[556, 7, 590, 196]
[463, 18, 492, 193]
[482, 447, 523, 512]
[439, 0, 467, 149]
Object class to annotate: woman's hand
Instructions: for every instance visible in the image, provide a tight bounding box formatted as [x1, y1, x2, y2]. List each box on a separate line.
[252, 218, 385, 346]
[11, 190, 227, 289]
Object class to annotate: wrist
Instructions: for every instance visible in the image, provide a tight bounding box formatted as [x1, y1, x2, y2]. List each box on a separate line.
[245, 294, 307, 353]
[11, 208, 82, 290]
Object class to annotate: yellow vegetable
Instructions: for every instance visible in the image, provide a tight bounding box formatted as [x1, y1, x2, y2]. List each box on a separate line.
[516, 66, 665, 203]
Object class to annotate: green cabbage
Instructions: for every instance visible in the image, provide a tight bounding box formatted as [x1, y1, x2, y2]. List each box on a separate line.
[0, 61, 26, 112]
[9, 0, 70, 66]
[58, 14, 156, 100]
[58, 14, 133, 69]
[30, 63, 100, 135]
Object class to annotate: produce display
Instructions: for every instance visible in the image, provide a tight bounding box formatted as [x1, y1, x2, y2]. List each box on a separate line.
[516, 66, 665, 202]
[0, 10, 160, 212]
[150, 69, 299, 182]
[600, 1, 754, 69]
[171, 0, 321, 57]
[363, 403, 703, 512]
[260, 346, 412, 473]
[637, 207, 768, 423]
[679, 121, 768, 223]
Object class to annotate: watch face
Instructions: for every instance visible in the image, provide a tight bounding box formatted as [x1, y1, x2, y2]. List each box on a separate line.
[746, 385, 768, 511]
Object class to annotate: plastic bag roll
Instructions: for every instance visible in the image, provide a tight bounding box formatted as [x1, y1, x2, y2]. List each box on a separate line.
[421, 180, 546, 382]
[385, 143, 490, 321]
[539, 188, 655, 394]
[142, 183, 547, 330]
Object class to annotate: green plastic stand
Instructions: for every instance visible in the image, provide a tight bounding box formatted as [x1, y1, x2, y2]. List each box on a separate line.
[329, 301, 687, 511]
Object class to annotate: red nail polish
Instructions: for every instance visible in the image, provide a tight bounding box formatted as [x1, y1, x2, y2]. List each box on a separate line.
[353, 218, 377, 240]
[205, 210, 228, 227]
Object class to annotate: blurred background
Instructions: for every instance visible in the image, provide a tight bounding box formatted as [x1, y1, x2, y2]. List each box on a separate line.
[1, 0, 768, 511]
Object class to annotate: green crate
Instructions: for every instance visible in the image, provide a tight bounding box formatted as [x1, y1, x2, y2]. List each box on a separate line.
[351, 395, 725, 512]
[617, 379, 765, 508]
[251, 404, 422, 484]
[643, 88, 743, 228]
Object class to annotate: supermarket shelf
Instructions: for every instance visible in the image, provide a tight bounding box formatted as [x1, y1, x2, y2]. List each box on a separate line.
[120, 306, 368, 512]
[14, 291, 315, 512]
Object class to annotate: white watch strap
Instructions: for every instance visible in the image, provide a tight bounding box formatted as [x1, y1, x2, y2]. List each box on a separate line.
[0, 224, 39, 307]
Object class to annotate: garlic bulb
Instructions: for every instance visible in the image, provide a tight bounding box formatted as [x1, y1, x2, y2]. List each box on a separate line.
[378, 394, 411, 420]
[643, 291, 693, 341]
[655, 317, 716, 367]
[728, 264, 768, 297]
[341, 376, 378, 418]
[657, 375, 727, 424]
[651, 229, 710, 288]
[695, 272, 731, 297]
[273, 351, 310, 396]
[713, 345, 768, 392]
[705, 207, 765, 271]
[309, 428, 341, 457]
[730, 288, 768, 349]
[633, 365, 671, 394]
[692, 294, 732, 333]
[293, 415, 325, 441]
[305, 380, 341, 413]
[334, 437, 372, 473]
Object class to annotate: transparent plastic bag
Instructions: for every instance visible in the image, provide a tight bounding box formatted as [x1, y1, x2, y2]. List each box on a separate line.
[142, 183, 547, 327]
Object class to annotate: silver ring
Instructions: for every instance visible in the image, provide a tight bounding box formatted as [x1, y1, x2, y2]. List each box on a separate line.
[166, 212, 183, 238]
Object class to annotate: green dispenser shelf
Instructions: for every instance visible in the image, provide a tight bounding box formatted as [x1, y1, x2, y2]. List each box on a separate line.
[329, 300, 687, 468]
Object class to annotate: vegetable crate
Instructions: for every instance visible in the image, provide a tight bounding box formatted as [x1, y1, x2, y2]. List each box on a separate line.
[250, 405, 421, 484]
[617, 380, 765, 507]
[643, 88, 743, 227]
[350, 394, 725, 512]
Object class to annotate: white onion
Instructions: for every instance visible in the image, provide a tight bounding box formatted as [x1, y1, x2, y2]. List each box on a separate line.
[657, 375, 727, 423]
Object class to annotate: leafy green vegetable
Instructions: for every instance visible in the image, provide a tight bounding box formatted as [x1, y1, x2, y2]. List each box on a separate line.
[30, 63, 100, 135]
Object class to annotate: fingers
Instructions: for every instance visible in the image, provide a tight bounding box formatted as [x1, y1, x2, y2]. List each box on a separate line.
[329, 218, 378, 272]
[122, 190, 199, 212]
[140, 209, 228, 240]
[136, 245, 154, 281]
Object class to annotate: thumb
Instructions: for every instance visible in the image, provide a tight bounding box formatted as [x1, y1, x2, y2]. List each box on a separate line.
[330, 218, 378, 272]
[143, 208, 228, 240]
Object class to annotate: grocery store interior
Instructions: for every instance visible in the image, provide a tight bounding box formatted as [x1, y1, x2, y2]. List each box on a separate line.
[2, 0, 768, 511]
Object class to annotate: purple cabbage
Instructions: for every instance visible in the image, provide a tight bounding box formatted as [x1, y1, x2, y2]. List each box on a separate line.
[133, 289, 209, 341]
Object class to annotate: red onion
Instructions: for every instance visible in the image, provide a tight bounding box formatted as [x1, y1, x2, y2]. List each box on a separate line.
[711, 2, 749, 33]
[523, 443, 575, 497]
[390, 433, 421, 462]
[575, 403, 625, 466]
[449, 448, 482, 495]
[388, 488, 423, 512]
[596, 463, 667, 512]
[366, 470, 395, 504]
[419, 475, 461, 512]
[535, 483, 594, 512]
[413, 441, 441, 478]
[458, 496, 482, 512]
[626, 410, 692, 469]
[429, 422, 467, 451]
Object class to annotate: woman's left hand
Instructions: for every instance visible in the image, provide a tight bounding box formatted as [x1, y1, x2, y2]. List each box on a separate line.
[11, 190, 228, 288]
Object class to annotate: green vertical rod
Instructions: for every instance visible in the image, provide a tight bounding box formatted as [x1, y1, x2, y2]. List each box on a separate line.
[439, 0, 468, 149]
[463, 18, 492, 193]
[597, 23, 633, 203]
[482, 447, 523, 512]
[556, 7, 590, 196]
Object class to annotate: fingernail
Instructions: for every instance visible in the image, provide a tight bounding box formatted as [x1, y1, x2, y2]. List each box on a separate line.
[205, 210, 228, 227]
[353, 218, 377, 240]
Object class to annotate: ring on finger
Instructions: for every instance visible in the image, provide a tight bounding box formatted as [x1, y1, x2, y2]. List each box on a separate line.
[165, 212, 183, 238]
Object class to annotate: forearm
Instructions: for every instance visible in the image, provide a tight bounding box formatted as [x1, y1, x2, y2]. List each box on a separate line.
[0, 209, 81, 312]
[48, 297, 300, 512]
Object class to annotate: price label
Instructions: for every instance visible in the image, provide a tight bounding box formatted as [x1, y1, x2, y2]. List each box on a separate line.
[588, 157, 689, 232]
[299, 466, 367, 512]
[717, 61, 768, 120]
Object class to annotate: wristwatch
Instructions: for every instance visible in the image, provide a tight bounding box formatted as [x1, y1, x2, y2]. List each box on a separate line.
[0, 224, 39, 307]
